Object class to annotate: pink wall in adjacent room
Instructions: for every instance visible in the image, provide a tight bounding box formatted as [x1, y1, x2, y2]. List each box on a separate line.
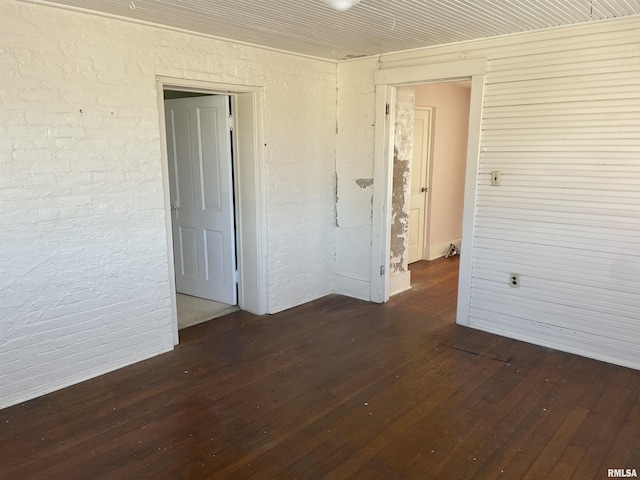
[415, 82, 470, 252]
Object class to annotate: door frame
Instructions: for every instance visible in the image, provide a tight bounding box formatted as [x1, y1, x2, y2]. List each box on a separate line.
[370, 59, 486, 327]
[412, 106, 434, 263]
[156, 77, 268, 345]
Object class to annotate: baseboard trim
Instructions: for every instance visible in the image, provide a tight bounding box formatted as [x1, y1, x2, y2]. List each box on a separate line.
[427, 238, 462, 261]
[389, 270, 411, 296]
[334, 275, 370, 301]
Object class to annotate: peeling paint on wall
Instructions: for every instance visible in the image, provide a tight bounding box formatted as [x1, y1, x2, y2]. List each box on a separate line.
[390, 87, 415, 276]
[355, 178, 373, 189]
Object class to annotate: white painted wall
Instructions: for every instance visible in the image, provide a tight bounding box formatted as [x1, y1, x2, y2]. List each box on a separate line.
[336, 16, 640, 370]
[0, 0, 336, 408]
[334, 57, 380, 300]
[415, 82, 470, 259]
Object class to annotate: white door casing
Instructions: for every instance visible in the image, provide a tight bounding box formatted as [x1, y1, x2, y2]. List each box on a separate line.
[408, 107, 433, 264]
[165, 95, 237, 305]
[371, 58, 487, 328]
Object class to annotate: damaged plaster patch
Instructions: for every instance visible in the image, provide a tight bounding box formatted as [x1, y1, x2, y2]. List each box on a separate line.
[355, 178, 373, 189]
[389, 87, 415, 275]
[390, 146, 409, 273]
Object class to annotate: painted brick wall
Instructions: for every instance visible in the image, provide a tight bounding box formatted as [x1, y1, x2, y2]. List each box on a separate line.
[0, 0, 336, 408]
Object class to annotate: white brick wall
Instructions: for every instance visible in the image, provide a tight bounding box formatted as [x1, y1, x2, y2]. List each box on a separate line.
[0, 0, 336, 408]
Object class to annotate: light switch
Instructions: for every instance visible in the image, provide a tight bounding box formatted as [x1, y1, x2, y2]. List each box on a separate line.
[491, 170, 502, 186]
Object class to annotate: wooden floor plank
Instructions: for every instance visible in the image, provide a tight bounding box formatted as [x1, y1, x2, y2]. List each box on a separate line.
[325, 348, 505, 478]
[520, 406, 590, 480]
[1, 257, 639, 479]
[547, 444, 586, 479]
[424, 350, 567, 478]
[571, 368, 639, 479]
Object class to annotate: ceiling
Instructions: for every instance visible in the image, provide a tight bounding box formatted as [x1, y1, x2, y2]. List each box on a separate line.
[30, 0, 640, 60]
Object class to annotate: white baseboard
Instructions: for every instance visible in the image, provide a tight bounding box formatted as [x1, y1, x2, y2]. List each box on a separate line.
[389, 270, 411, 296]
[427, 238, 462, 261]
[334, 274, 370, 301]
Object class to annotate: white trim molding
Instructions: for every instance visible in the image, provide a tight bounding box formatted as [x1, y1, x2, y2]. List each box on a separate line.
[389, 271, 412, 296]
[374, 58, 487, 85]
[155, 76, 268, 345]
[427, 238, 462, 261]
[370, 59, 487, 329]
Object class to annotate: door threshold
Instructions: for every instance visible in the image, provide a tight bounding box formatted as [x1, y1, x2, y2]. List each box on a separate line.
[176, 293, 239, 330]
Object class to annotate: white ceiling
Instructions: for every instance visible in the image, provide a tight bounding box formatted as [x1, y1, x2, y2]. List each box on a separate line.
[30, 0, 640, 60]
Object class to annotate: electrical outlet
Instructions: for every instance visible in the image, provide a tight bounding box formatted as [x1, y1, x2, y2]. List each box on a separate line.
[491, 170, 502, 186]
[509, 273, 520, 288]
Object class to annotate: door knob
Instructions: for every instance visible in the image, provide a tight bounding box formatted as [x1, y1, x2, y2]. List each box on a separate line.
[421, 187, 428, 193]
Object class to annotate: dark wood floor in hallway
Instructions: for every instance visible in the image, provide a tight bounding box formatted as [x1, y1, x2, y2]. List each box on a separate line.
[2, 257, 639, 479]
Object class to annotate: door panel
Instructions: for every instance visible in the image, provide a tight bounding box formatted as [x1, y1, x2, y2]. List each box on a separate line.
[408, 108, 433, 264]
[166, 95, 237, 305]
[408, 208, 421, 248]
[172, 108, 197, 209]
[179, 226, 199, 277]
[204, 229, 225, 282]
[199, 108, 223, 211]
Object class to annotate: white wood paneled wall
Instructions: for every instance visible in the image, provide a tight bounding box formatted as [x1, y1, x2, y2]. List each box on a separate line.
[380, 17, 640, 369]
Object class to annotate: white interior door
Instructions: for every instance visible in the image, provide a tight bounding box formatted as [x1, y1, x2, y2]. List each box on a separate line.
[165, 95, 237, 305]
[408, 108, 433, 264]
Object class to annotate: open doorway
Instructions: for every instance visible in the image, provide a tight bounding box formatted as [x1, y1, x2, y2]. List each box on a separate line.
[412, 81, 471, 263]
[388, 81, 471, 297]
[163, 90, 240, 329]
[370, 58, 486, 327]
[157, 77, 269, 345]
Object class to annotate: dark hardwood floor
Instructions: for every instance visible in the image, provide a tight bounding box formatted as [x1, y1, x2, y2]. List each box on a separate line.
[2, 257, 639, 479]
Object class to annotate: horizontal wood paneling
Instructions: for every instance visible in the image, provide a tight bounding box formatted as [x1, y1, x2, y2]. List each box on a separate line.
[475, 21, 640, 367]
[382, 17, 640, 369]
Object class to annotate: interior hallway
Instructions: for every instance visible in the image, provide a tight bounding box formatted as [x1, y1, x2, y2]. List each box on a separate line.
[1, 257, 638, 479]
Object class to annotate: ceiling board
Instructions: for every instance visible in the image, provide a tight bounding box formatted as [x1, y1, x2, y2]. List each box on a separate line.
[25, 0, 640, 60]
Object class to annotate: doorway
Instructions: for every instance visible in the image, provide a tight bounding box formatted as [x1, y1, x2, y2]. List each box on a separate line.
[157, 77, 269, 345]
[164, 91, 239, 329]
[370, 58, 486, 327]
[409, 81, 471, 265]
[388, 80, 471, 297]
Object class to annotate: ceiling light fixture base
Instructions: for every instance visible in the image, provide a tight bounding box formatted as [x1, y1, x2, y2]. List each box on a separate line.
[321, 0, 362, 12]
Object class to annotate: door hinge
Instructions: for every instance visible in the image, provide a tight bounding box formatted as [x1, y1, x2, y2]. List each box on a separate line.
[233, 270, 239, 284]
[385, 103, 390, 115]
[380, 265, 385, 276]
[228, 115, 234, 132]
